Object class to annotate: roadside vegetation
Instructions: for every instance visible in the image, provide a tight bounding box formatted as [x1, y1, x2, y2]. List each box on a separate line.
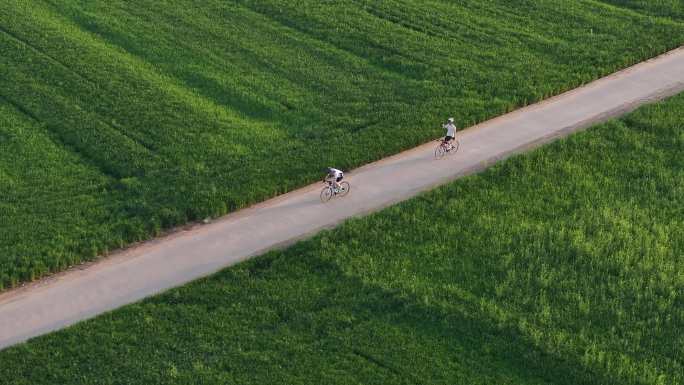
[1, 91, 682, 384]
[1, 0, 683, 288]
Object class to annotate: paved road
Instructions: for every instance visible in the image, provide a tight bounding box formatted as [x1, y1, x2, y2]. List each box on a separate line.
[1, 47, 684, 350]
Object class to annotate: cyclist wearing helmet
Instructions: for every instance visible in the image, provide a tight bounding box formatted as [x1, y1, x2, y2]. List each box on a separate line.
[324, 167, 344, 192]
[442, 117, 457, 149]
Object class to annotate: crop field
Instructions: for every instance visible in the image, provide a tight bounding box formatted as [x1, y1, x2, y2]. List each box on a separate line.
[1, 0, 683, 288]
[600, 0, 684, 20]
[1, 90, 682, 384]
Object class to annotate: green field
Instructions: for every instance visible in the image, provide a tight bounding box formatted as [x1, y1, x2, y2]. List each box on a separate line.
[601, 0, 684, 20]
[2, 89, 682, 384]
[1, 1, 683, 288]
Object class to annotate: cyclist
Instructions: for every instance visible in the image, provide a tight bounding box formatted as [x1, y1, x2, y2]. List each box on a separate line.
[442, 117, 457, 150]
[324, 167, 344, 193]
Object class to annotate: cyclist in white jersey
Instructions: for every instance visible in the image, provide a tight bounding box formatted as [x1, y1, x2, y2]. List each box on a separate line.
[324, 167, 344, 192]
[442, 117, 457, 150]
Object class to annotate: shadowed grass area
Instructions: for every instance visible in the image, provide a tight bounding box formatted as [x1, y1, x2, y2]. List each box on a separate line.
[1, 92, 681, 384]
[1, 0, 683, 287]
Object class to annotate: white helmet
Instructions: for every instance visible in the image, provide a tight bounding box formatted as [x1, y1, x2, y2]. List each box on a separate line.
[447, 117, 454, 123]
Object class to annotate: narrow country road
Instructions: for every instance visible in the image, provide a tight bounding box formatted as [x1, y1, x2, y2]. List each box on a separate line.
[1, 47, 683, 350]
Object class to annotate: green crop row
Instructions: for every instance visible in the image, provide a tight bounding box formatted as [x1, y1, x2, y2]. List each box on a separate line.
[598, 0, 684, 21]
[1, 0, 683, 288]
[2, 91, 682, 385]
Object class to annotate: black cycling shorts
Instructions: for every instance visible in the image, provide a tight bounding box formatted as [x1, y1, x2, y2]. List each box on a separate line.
[444, 136, 454, 142]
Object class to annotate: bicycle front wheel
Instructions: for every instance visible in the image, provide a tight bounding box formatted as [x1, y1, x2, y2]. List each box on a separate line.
[338, 181, 351, 197]
[320, 186, 334, 203]
[450, 140, 460, 155]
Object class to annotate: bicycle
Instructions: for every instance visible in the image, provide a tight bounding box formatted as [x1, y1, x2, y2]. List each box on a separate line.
[320, 180, 351, 203]
[434, 137, 460, 159]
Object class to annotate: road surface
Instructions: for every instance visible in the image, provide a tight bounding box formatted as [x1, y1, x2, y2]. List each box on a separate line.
[1, 47, 683, 350]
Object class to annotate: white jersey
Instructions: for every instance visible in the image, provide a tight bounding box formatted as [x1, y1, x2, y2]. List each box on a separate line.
[329, 168, 343, 179]
[444, 122, 457, 137]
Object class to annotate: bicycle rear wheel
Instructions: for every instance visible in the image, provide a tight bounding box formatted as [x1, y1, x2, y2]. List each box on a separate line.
[338, 181, 350, 197]
[320, 186, 334, 203]
[434, 144, 446, 159]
